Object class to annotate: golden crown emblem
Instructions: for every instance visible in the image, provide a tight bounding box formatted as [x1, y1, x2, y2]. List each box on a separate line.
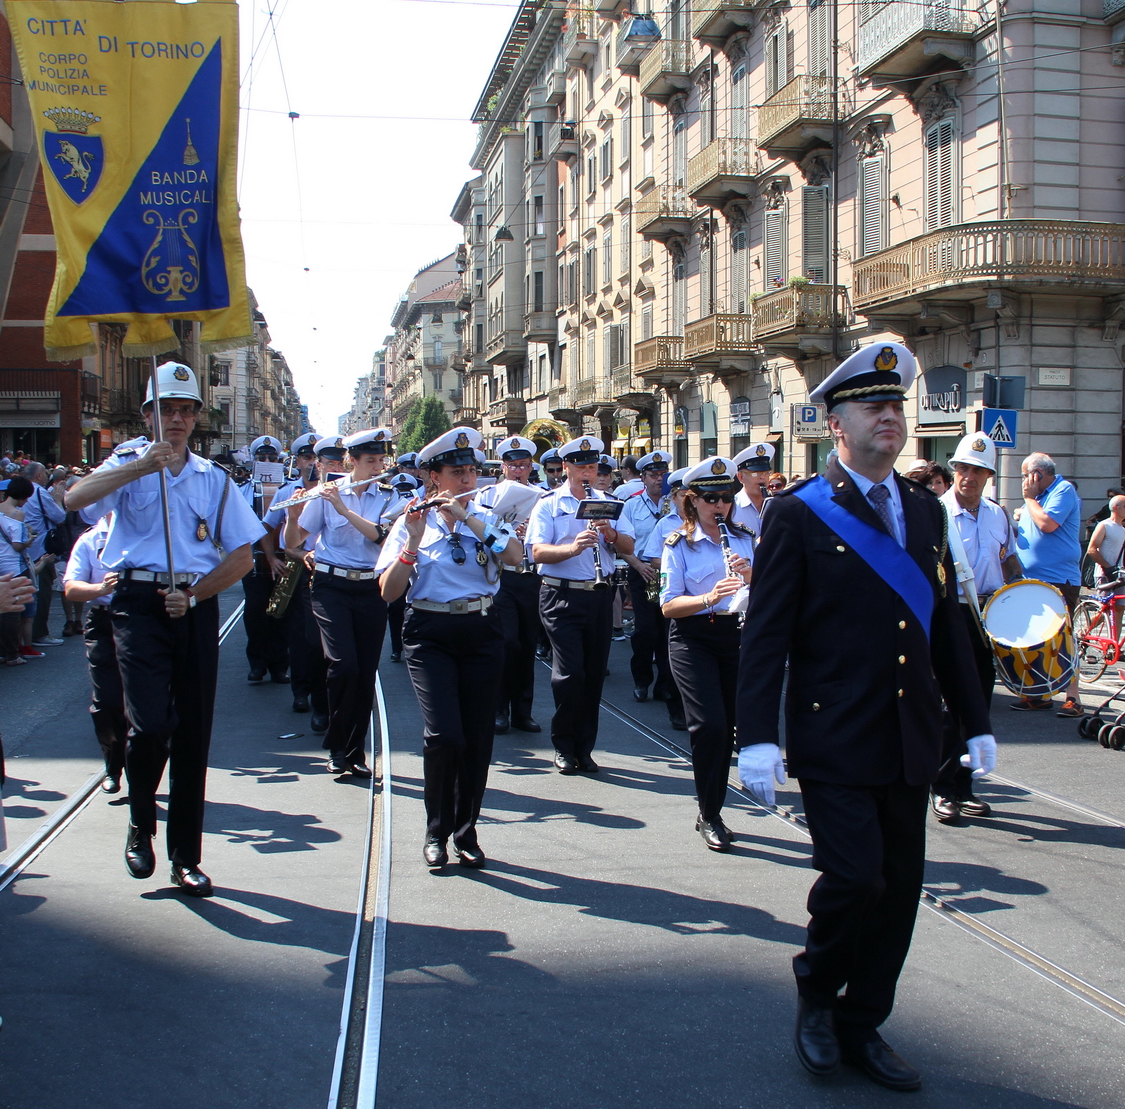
[335, 438, 344, 448]
[755, 444, 767, 456]
[172, 367, 190, 381]
[43, 107, 101, 135]
[711, 459, 726, 475]
[455, 431, 470, 448]
[580, 438, 591, 450]
[374, 430, 386, 440]
[874, 346, 898, 373]
[973, 438, 987, 453]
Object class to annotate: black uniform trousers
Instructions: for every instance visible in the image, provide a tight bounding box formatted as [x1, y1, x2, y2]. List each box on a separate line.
[310, 572, 387, 765]
[667, 615, 740, 820]
[242, 553, 290, 677]
[627, 567, 674, 692]
[110, 580, 219, 867]
[795, 778, 929, 1033]
[539, 581, 613, 759]
[387, 595, 406, 656]
[933, 603, 996, 799]
[288, 565, 328, 715]
[84, 605, 127, 778]
[404, 606, 503, 845]
[494, 568, 540, 721]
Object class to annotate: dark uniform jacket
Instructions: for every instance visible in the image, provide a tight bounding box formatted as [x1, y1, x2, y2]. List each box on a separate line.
[735, 457, 991, 787]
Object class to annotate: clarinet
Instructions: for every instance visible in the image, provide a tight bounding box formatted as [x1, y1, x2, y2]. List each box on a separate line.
[582, 480, 609, 588]
[716, 519, 738, 577]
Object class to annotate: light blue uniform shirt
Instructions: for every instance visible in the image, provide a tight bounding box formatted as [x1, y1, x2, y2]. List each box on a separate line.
[63, 519, 113, 606]
[265, 479, 317, 551]
[659, 524, 755, 612]
[839, 460, 906, 547]
[621, 490, 664, 554]
[640, 510, 682, 560]
[79, 446, 265, 574]
[526, 486, 636, 581]
[1015, 474, 1082, 586]
[299, 477, 401, 570]
[731, 489, 764, 537]
[375, 503, 506, 603]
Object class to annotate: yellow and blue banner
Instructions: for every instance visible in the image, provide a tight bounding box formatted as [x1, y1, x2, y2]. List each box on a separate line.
[9, 0, 252, 359]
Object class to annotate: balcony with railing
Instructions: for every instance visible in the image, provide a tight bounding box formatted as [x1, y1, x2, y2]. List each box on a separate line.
[639, 39, 692, 104]
[572, 377, 615, 411]
[485, 329, 527, 366]
[687, 137, 760, 208]
[610, 364, 654, 408]
[549, 386, 578, 420]
[548, 121, 579, 162]
[1109, 0, 1125, 20]
[616, 22, 656, 74]
[856, 1, 979, 78]
[683, 314, 755, 374]
[635, 185, 696, 243]
[105, 388, 142, 420]
[752, 283, 844, 353]
[693, 0, 761, 47]
[634, 335, 692, 388]
[563, 13, 597, 68]
[544, 68, 567, 106]
[756, 75, 833, 156]
[523, 311, 556, 342]
[852, 220, 1125, 314]
[487, 396, 527, 428]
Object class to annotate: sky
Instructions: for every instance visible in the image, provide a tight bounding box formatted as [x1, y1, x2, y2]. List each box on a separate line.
[235, 0, 518, 435]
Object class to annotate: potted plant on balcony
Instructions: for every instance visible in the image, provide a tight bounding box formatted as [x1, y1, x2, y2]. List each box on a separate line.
[787, 275, 812, 289]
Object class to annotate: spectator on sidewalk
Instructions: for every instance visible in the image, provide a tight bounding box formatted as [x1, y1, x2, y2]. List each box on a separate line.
[21, 461, 67, 647]
[1087, 494, 1125, 640]
[0, 477, 35, 665]
[1013, 451, 1083, 716]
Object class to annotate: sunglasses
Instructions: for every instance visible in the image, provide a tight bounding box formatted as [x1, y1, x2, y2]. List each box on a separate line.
[545, 467, 563, 474]
[698, 492, 735, 504]
[768, 482, 785, 490]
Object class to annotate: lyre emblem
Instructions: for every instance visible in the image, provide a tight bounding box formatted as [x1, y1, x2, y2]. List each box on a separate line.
[141, 209, 200, 302]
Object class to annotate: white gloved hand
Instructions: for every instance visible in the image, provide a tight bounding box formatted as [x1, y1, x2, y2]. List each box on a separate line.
[738, 743, 787, 807]
[960, 734, 997, 778]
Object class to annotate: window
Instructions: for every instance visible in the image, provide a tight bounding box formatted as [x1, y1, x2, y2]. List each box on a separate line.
[219, 401, 231, 426]
[731, 229, 747, 313]
[474, 213, 484, 243]
[568, 258, 579, 305]
[672, 119, 687, 188]
[215, 363, 230, 386]
[924, 118, 955, 232]
[538, 353, 548, 394]
[433, 373, 443, 392]
[488, 242, 502, 280]
[599, 137, 614, 181]
[570, 162, 581, 209]
[605, 320, 630, 370]
[764, 206, 787, 288]
[583, 244, 597, 294]
[620, 109, 631, 164]
[859, 154, 887, 256]
[700, 74, 714, 147]
[531, 121, 544, 161]
[533, 270, 544, 312]
[766, 26, 787, 96]
[668, 0, 683, 40]
[475, 323, 484, 354]
[586, 153, 597, 194]
[533, 195, 544, 236]
[642, 97, 654, 139]
[730, 65, 747, 142]
[808, 0, 829, 78]
[603, 230, 612, 285]
[672, 262, 686, 335]
[433, 339, 444, 363]
[801, 185, 829, 282]
[585, 329, 596, 380]
[641, 304, 654, 340]
[619, 214, 631, 273]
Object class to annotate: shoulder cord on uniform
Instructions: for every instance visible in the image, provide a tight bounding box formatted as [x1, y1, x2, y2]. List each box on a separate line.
[209, 476, 231, 557]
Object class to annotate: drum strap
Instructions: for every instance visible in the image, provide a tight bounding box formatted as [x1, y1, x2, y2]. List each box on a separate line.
[794, 477, 933, 640]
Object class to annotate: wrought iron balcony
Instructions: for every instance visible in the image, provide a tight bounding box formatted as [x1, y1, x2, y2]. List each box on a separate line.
[639, 39, 692, 104]
[1109, 0, 1125, 20]
[756, 75, 833, 156]
[687, 137, 760, 208]
[424, 356, 447, 369]
[572, 377, 615, 411]
[683, 314, 755, 373]
[634, 335, 692, 388]
[548, 121, 579, 162]
[523, 311, 556, 342]
[487, 396, 527, 427]
[752, 283, 844, 353]
[693, 0, 759, 48]
[610, 364, 653, 408]
[485, 329, 527, 366]
[635, 185, 696, 243]
[852, 220, 1125, 313]
[106, 388, 142, 419]
[616, 22, 655, 74]
[856, 1, 978, 78]
[563, 14, 597, 68]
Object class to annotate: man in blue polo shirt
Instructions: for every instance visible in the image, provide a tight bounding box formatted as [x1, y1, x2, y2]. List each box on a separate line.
[1013, 451, 1083, 715]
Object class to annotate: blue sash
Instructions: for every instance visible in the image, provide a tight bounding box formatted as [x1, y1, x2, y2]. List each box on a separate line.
[793, 476, 934, 640]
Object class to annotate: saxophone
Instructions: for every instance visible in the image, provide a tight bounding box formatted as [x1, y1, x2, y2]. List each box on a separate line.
[266, 554, 306, 619]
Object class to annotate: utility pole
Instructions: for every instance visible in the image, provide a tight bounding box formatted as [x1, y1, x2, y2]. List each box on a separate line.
[830, 0, 841, 363]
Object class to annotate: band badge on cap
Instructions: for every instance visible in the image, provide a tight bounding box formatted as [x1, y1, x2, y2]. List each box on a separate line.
[580, 438, 591, 450]
[335, 438, 344, 449]
[455, 432, 469, 448]
[756, 444, 767, 457]
[173, 367, 190, 381]
[973, 438, 987, 453]
[874, 346, 898, 372]
[711, 459, 726, 475]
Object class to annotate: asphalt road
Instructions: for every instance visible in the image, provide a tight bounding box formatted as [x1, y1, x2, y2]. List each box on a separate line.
[2, 591, 1124, 1108]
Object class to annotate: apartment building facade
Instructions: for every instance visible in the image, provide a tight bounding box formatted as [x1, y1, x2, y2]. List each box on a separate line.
[450, 0, 1125, 503]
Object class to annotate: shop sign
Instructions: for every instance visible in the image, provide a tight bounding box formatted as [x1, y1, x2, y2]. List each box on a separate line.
[0, 413, 60, 428]
[729, 396, 751, 437]
[918, 365, 965, 425]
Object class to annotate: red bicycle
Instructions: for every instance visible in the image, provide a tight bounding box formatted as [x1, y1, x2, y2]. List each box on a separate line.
[1073, 585, 1125, 682]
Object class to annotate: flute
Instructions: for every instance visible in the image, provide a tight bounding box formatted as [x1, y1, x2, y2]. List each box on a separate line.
[272, 473, 382, 511]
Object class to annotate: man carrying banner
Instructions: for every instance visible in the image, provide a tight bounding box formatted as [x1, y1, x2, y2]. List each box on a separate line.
[67, 363, 265, 897]
[735, 342, 995, 1091]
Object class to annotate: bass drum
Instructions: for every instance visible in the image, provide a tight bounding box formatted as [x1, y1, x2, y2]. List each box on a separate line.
[982, 579, 1076, 698]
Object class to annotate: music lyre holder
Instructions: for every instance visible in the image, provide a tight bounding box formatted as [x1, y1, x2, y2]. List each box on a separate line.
[574, 500, 624, 522]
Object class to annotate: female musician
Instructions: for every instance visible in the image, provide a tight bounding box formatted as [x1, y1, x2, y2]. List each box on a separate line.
[660, 458, 754, 851]
[376, 428, 523, 869]
[285, 429, 400, 777]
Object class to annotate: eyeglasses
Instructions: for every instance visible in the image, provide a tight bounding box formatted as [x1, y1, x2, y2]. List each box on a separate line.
[698, 492, 735, 504]
[157, 404, 196, 419]
[767, 482, 785, 491]
[544, 467, 563, 475]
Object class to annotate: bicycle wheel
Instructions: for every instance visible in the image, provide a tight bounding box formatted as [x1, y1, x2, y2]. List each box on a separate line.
[1072, 600, 1104, 641]
[1076, 607, 1111, 684]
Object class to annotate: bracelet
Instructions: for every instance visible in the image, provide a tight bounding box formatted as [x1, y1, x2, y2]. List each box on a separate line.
[398, 551, 418, 565]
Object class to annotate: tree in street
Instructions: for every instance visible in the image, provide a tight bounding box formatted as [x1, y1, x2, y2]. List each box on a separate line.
[397, 395, 451, 455]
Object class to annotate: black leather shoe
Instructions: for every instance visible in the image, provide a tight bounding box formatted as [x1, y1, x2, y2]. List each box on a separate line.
[453, 842, 486, 868]
[633, 687, 648, 702]
[170, 864, 214, 898]
[841, 1036, 922, 1091]
[669, 714, 688, 731]
[494, 713, 510, 735]
[554, 752, 579, 775]
[247, 668, 266, 683]
[349, 762, 373, 780]
[292, 695, 310, 713]
[652, 687, 673, 702]
[696, 814, 732, 851]
[794, 1000, 840, 1076]
[535, 647, 551, 661]
[423, 836, 448, 867]
[930, 791, 960, 823]
[101, 774, 122, 795]
[577, 756, 599, 773]
[270, 671, 291, 684]
[512, 716, 542, 733]
[390, 651, 402, 663]
[327, 757, 348, 775]
[311, 714, 329, 733]
[125, 824, 155, 879]
[958, 793, 992, 818]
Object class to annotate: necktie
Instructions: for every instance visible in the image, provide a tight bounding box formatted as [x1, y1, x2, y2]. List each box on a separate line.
[867, 484, 899, 545]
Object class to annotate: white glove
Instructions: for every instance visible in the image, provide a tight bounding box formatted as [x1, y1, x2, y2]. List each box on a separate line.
[960, 734, 997, 778]
[738, 743, 787, 807]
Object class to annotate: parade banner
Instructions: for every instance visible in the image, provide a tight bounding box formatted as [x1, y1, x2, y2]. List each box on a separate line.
[9, 0, 252, 360]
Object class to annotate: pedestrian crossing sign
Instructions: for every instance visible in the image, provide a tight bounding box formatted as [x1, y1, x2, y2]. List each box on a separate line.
[978, 407, 1018, 449]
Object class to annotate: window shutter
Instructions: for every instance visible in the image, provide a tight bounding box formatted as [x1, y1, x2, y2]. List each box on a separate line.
[642, 305, 653, 340]
[801, 185, 829, 282]
[672, 263, 686, 335]
[924, 119, 954, 232]
[604, 325, 614, 373]
[620, 316, 630, 367]
[731, 65, 747, 142]
[731, 229, 747, 314]
[860, 154, 886, 256]
[619, 214, 631, 273]
[764, 208, 786, 288]
[673, 121, 687, 188]
[808, 0, 829, 77]
[701, 235, 713, 317]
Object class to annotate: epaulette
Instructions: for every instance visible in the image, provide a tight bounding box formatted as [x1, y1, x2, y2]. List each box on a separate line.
[726, 520, 756, 539]
[112, 435, 150, 458]
[664, 531, 683, 547]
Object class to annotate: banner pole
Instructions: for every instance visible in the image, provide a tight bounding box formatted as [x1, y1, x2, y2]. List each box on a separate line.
[149, 356, 179, 594]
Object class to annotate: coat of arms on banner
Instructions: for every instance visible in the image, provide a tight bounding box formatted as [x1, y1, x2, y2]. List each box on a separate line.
[42, 108, 103, 204]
